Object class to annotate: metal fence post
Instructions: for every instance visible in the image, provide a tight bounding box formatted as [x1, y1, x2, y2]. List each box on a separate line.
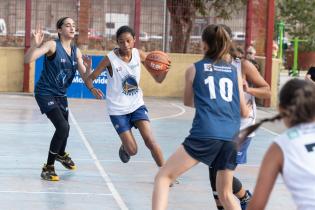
[23, 0, 32, 92]
[134, 0, 141, 48]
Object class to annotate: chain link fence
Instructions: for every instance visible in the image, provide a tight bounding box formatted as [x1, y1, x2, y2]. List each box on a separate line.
[0, 0, 246, 53]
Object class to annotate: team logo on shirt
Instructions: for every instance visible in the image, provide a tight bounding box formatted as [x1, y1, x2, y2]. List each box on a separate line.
[204, 63, 213, 72]
[122, 75, 139, 96]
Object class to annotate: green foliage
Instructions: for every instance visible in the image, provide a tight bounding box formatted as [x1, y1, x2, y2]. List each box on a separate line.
[278, 0, 315, 51]
[194, 0, 247, 19]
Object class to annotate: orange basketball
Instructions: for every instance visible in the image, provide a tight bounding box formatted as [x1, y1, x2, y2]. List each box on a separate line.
[144, 51, 170, 72]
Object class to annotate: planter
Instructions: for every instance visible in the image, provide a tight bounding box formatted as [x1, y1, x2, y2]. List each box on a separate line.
[285, 50, 315, 70]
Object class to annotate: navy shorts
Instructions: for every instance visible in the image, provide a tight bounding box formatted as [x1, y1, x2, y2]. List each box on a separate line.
[236, 136, 252, 164]
[183, 137, 237, 171]
[109, 105, 149, 134]
[35, 94, 68, 114]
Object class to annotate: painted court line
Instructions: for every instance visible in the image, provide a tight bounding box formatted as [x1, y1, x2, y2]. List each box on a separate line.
[0, 190, 112, 196]
[69, 110, 128, 210]
[151, 103, 186, 121]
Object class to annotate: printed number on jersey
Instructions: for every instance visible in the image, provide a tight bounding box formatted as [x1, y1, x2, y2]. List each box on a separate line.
[205, 76, 233, 102]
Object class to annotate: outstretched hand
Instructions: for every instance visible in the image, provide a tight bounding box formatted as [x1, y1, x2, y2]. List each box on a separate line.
[32, 24, 44, 47]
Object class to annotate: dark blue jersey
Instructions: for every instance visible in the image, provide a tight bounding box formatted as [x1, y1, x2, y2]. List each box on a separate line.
[188, 58, 241, 141]
[35, 39, 77, 96]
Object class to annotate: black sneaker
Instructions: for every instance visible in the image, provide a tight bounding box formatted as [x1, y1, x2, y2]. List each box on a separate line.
[240, 190, 252, 210]
[119, 145, 130, 163]
[41, 164, 59, 181]
[56, 153, 77, 170]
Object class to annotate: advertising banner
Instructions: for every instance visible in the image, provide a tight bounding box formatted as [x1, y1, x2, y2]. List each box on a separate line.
[35, 55, 107, 99]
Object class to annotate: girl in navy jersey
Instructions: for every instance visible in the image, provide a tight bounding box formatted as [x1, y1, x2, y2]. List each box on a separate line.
[246, 79, 315, 210]
[208, 25, 271, 210]
[85, 26, 169, 167]
[24, 17, 102, 181]
[152, 24, 250, 210]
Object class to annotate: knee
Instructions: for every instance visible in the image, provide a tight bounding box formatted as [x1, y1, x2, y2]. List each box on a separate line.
[125, 145, 137, 156]
[217, 190, 233, 206]
[57, 122, 70, 138]
[154, 170, 172, 185]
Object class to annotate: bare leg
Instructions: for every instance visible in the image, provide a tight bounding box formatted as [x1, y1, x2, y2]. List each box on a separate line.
[135, 120, 164, 167]
[118, 130, 138, 156]
[152, 145, 199, 210]
[216, 170, 241, 210]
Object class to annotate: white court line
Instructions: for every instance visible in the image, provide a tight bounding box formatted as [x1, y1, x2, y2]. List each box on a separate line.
[69, 111, 128, 210]
[0, 190, 112, 196]
[151, 103, 186, 121]
[101, 102, 186, 124]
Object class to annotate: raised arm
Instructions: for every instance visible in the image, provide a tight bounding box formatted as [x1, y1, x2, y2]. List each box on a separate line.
[24, 25, 55, 63]
[242, 59, 271, 99]
[247, 143, 283, 210]
[139, 50, 169, 83]
[183, 65, 195, 108]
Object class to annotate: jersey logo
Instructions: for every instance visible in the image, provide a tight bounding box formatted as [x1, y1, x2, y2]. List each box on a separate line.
[61, 58, 66, 63]
[122, 75, 139, 96]
[204, 64, 213, 72]
[116, 67, 122, 72]
[47, 101, 54, 106]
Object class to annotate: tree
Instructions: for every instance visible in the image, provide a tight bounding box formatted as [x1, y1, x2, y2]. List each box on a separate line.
[277, 0, 315, 51]
[167, 0, 246, 53]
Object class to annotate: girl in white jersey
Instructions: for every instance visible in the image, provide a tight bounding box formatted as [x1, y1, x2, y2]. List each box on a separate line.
[86, 26, 169, 167]
[241, 79, 315, 210]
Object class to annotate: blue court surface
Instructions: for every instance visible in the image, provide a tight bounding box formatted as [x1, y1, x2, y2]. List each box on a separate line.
[0, 94, 295, 210]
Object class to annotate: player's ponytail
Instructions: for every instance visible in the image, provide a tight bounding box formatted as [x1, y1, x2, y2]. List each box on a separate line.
[234, 78, 315, 147]
[202, 24, 232, 61]
[234, 115, 281, 147]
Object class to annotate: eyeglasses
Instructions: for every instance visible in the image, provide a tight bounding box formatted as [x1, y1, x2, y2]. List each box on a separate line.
[247, 52, 254, 55]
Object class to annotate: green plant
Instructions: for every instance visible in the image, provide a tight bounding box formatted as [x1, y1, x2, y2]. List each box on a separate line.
[278, 0, 315, 51]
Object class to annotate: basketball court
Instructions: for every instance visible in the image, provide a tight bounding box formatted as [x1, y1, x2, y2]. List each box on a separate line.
[0, 94, 295, 210]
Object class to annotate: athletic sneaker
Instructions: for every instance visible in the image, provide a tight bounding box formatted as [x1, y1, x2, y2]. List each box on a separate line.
[41, 164, 59, 181]
[240, 190, 252, 210]
[56, 153, 76, 170]
[119, 145, 130, 163]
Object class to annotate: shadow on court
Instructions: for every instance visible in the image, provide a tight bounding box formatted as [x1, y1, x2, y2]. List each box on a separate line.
[0, 94, 295, 210]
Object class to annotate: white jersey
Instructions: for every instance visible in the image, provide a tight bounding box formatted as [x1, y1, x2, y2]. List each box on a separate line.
[274, 122, 315, 210]
[232, 59, 256, 137]
[106, 48, 144, 115]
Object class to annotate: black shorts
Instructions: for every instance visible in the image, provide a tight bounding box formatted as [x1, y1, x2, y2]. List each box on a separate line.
[35, 95, 68, 114]
[182, 137, 237, 171]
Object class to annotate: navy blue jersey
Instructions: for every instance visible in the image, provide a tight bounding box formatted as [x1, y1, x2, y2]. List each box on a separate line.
[188, 58, 241, 141]
[35, 39, 78, 96]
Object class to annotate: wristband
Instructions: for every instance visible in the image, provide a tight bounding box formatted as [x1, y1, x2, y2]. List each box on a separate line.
[89, 87, 95, 91]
